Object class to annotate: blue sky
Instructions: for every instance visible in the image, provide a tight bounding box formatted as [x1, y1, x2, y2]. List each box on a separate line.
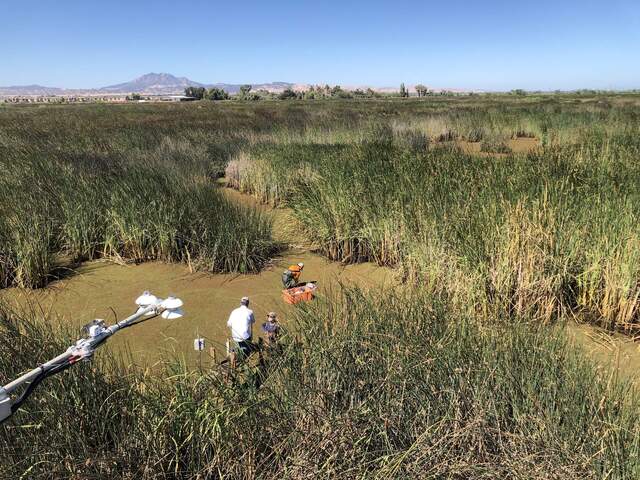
[1, 0, 638, 90]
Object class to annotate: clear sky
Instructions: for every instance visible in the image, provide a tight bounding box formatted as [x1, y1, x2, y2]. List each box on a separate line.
[1, 0, 638, 91]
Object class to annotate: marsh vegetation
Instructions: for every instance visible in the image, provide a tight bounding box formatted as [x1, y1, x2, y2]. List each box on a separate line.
[1, 93, 640, 478]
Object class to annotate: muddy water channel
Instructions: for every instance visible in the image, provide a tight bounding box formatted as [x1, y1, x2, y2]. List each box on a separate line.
[1, 185, 639, 384]
[0, 187, 391, 366]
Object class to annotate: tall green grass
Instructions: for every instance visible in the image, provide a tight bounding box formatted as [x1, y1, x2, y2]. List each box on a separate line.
[228, 112, 640, 332]
[0, 124, 278, 288]
[2, 95, 640, 477]
[1, 289, 638, 478]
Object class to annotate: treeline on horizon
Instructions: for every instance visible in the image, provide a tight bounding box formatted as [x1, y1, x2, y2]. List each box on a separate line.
[183, 84, 640, 101]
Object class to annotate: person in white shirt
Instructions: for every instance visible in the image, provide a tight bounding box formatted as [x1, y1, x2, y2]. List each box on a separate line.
[227, 296, 255, 366]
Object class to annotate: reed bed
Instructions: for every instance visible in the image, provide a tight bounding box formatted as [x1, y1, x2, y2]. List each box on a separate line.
[2, 95, 640, 477]
[1, 289, 638, 479]
[0, 120, 277, 288]
[227, 98, 640, 333]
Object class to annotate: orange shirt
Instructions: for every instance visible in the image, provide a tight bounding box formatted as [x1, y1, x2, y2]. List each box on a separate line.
[288, 265, 303, 281]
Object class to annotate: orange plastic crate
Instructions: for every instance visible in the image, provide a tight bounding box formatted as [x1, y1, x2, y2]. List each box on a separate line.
[282, 285, 316, 304]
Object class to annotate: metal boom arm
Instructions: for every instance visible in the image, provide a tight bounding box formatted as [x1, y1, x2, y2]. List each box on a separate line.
[0, 291, 184, 424]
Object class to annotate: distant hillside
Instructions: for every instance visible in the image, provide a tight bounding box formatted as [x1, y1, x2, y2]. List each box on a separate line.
[0, 84, 67, 96]
[0, 73, 297, 96]
[0, 72, 467, 96]
[212, 81, 295, 94]
[100, 73, 206, 94]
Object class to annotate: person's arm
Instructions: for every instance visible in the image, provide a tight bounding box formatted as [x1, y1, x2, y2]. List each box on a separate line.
[227, 312, 233, 328]
[249, 311, 255, 337]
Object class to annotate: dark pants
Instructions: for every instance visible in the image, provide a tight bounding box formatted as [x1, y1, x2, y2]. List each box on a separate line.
[234, 338, 255, 359]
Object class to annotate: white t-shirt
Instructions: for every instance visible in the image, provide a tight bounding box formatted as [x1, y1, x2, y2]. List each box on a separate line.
[227, 305, 255, 341]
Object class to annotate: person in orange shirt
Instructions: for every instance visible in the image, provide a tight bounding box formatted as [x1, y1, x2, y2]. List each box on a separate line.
[281, 262, 304, 289]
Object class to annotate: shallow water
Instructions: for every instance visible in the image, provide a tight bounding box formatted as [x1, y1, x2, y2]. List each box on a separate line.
[0, 252, 391, 367]
[566, 322, 640, 385]
[0, 184, 391, 367]
[2, 184, 639, 382]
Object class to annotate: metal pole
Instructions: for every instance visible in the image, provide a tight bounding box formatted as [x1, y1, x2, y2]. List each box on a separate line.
[2, 304, 154, 395]
[1, 294, 184, 424]
[3, 351, 74, 394]
[197, 329, 202, 373]
[106, 305, 155, 335]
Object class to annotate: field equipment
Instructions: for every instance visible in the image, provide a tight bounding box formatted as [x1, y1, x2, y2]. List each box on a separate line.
[282, 282, 317, 305]
[0, 291, 184, 425]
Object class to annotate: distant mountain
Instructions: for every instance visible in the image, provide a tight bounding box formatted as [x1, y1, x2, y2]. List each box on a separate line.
[84, 73, 296, 95]
[99, 73, 206, 94]
[0, 84, 67, 96]
[0, 73, 466, 97]
[0, 73, 297, 96]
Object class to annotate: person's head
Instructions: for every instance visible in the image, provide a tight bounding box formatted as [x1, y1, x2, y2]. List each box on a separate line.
[297, 262, 304, 270]
[240, 296, 249, 307]
[267, 311, 277, 322]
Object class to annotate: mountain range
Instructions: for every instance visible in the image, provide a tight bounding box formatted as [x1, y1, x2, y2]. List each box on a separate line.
[0, 72, 442, 96]
[0, 73, 304, 96]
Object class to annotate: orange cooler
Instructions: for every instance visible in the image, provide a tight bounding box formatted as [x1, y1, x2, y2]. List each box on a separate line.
[282, 284, 317, 304]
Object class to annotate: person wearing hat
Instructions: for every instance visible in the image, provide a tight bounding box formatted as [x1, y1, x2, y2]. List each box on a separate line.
[282, 262, 304, 289]
[261, 312, 281, 348]
[227, 296, 255, 366]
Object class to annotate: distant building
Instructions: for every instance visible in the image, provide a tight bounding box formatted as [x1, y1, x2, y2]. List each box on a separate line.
[155, 95, 197, 102]
[0, 93, 198, 104]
